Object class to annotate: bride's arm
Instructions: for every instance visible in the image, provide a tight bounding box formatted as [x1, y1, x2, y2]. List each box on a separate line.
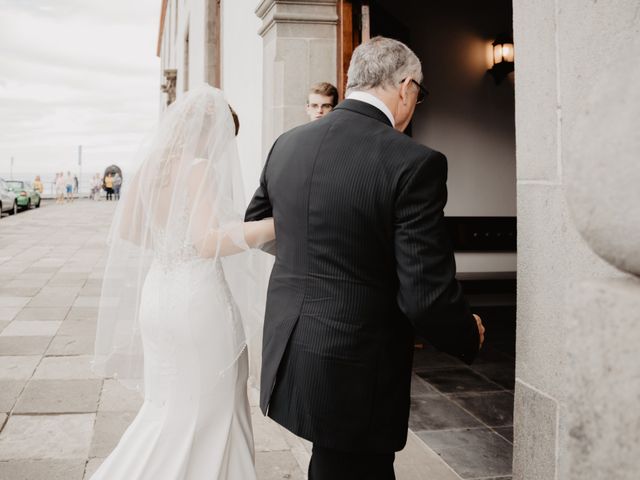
[195, 218, 275, 258]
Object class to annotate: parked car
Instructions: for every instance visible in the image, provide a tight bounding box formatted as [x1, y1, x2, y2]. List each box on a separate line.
[0, 178, 18, 216]
[5, 180, 42, 210]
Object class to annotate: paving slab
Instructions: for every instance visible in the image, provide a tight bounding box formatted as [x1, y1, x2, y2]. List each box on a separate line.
[14, 307, 70, 321]
[0, 297, 30, 308]
[0, 356, 41, 380]
[28, 294, 78, 308]
[47, 335, 95, 356]
[255, 451, 306, 480]
[0, 414, 95, 460]
[0, 321, 61, 337]
[252, 406, 290, 452]
[98, 379, 143, 412]
[0, 287, 42, 297]
[58, 320, 97, 337]
[89, 411, 137, 458]
[0, 380, 26, 412]
[0, 459, 85, 480]
[33, 355, 99, 380]
[84, 457, 105, 479]
[0, 307, 20, 321]
[73, 297, 101, 308]
[0, 336, 52, 356]
[14, 379, 102, 414]
[65, 308, 98, 322]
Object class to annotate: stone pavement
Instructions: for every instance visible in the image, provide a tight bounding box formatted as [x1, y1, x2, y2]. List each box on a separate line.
[0, 200, 460, 480]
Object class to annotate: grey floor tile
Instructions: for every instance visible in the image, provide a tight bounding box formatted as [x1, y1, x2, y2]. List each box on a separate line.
[14, 379, 102, 414]
[0, 320, 9, 334]
[13, 307, 70, 321]
[450, 391, 514, 427]
[33, 355, 99, 380]
[0, 380, 26, 412]
[493, 426, 513, 443]
[89, 411, 137, 458]
[65, 307, 98, 322]
[0, 307, 20, 321]
[27, 294, 77, 308]
[0, 414, 95, 460]
[0, 297, 30, 308]
[417, 428, 513, 479]
[0, 460, 85, 480]
[0, 287, 42, 297]
[98, 379, 143, 413]
[413, 343, 465, 369]
[0, 336, 52, 355]
[472, 363, 515, 391]
[47, 335, 95, 356]
[57, 320, 96, 337]
[0, 356, 41, 380]
[255, 451, 305, 480]
[0, 321, 61, 337]
[410, 395, 483, 431]
[84, 458, 105, 479]
[411, 373, 438, 396]
[416, 367, 503, 394]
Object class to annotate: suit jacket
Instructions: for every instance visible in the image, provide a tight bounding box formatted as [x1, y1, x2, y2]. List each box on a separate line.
[245, 99, 479, 453]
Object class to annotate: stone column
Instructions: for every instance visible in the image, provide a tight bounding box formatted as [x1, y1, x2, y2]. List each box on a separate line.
[255, 0, 338, 154]
[513, 1, 640, 479]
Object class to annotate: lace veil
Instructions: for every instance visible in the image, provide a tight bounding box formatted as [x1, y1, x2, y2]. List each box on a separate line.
[92, 84, 266, 391]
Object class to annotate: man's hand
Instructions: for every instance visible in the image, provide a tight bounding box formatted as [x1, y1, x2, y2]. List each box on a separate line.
[473, 314, 485, 349]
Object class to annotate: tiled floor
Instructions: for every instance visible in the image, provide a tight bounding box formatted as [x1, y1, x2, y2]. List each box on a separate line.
[410, 306, 516, 480]
[0, 200, 468, 480]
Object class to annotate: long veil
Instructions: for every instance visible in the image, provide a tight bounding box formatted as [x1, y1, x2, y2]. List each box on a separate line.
[93, 84, 265, 392]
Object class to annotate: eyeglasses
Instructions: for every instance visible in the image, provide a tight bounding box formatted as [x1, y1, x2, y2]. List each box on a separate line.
[308, 103, 334, 112]
[400, 78, 429, 104]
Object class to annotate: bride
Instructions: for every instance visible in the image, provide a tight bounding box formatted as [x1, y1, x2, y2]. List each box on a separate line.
[91, 85, 275, 479]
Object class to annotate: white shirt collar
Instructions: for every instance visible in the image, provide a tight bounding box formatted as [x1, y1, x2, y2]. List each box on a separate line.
[346, 91, 395, 127]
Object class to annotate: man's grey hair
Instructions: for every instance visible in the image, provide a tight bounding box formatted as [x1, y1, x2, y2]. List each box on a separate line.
[346, 36, 422, 94]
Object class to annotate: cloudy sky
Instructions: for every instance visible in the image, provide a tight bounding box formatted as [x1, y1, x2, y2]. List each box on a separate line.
[0, 0, 161, 187]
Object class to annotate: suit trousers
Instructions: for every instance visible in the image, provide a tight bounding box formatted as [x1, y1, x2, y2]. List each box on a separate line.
[308, 444, 395, 480]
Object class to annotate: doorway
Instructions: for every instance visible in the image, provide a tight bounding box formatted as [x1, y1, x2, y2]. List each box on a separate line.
[338, 2, 517, 478]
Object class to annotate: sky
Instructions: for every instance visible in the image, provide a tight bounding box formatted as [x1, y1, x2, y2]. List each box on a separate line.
[0, 0, 161, 188]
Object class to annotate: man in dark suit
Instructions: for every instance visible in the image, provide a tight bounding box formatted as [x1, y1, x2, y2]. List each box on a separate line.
[245, 36, 485, 480]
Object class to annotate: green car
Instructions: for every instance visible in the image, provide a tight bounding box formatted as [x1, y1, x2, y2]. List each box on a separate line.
[5, 180, 41, 210]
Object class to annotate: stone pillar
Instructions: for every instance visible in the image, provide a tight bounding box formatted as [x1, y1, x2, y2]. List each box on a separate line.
[255, 0, 338, 154]
[513, 0, 640, 479]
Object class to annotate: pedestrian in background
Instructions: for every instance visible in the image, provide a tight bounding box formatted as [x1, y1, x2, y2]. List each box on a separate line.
[33, 175, 43, 194]
[90, 173, 101, 200]
[73, 175, 79, 196]
[65, 171, 74, 202]
[112, 172, 122, 200]
[305, 82, 338, 122]
[55, 173, 65, 204]
[104, 173, 114, 201]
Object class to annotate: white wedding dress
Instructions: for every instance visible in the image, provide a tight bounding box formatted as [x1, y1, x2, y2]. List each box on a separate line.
[91, 256, 257, 480]
[92, 86, 269, 480]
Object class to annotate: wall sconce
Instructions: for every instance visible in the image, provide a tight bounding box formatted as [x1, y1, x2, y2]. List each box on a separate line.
[488, 34, 514, 85]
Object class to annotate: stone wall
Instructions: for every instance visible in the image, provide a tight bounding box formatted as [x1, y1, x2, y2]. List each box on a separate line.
[256, 0, 338, 153]
[513, 1, 640, 478]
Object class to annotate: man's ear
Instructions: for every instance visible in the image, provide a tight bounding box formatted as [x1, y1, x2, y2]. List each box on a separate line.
[399, 77, 413, 105]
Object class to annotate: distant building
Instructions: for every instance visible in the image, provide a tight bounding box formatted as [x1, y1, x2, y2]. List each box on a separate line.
[157, 2, 640, 479]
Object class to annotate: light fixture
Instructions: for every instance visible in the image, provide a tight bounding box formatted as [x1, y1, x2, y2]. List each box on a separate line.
[488, 34, 514, 85]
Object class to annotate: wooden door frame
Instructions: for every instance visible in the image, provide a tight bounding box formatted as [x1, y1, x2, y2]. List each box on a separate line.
[337, 0, 368, 100]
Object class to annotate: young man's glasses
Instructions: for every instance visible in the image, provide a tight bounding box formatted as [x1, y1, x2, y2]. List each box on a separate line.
[400, 78, 429, 105]
[308, 103, 334, 112]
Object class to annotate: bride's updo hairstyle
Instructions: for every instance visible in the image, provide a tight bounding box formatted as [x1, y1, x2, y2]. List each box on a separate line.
[229, 106, 240, 136]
